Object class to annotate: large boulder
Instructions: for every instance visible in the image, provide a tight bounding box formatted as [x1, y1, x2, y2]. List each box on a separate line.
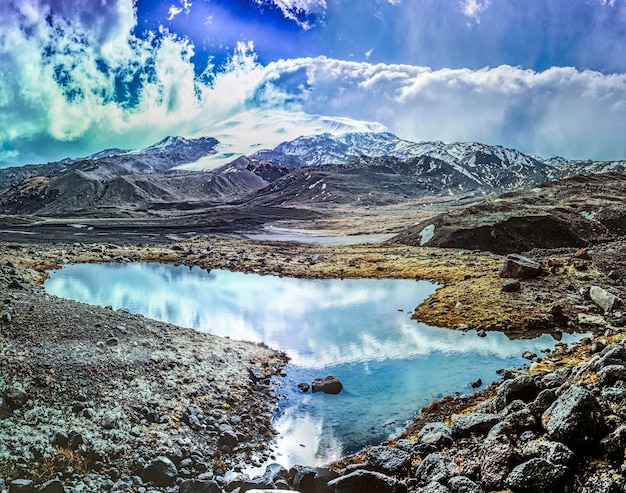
[453, 412, 500, 438]
[505, 458, 569, 493]
[541, 385, 606, 447]
[447, 476, 480, 493]
[499, 254, 542, 279]
[312, 375, 343, 395]
[327, 469, 407, 493]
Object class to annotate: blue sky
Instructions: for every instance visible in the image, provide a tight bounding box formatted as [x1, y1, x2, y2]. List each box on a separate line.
[0, 0, 625, 167]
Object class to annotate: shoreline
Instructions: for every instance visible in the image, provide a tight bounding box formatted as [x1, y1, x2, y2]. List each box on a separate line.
[1, 234, 625, 492]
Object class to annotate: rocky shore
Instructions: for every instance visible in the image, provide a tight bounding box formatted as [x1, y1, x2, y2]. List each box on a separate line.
[1, 236, 625, 492]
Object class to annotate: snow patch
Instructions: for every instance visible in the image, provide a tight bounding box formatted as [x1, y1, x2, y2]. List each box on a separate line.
[418, 224, 435, 246]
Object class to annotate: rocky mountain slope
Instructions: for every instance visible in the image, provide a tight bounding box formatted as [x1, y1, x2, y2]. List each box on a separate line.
[392, 171, 626, 253]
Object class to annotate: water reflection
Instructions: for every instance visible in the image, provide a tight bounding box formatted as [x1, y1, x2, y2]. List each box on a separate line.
[45, 263, 582, 467]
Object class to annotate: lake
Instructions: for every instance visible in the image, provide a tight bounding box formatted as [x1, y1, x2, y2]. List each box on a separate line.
[45, 262, 580, 467]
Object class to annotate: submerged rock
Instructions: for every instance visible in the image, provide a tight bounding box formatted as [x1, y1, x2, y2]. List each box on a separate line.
[312, 375, 343, 395]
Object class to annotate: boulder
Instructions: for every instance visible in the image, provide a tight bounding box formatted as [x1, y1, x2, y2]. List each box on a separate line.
[8, 479, 35, 493]
[297, 382, 310, 392]
[590, 286, 622, 313]
[312, 375, 343, 395]
[142, 456, 178, 487]
[522, 440, 576, 467]
[292, 465, 318, 493]
[502, 279, 521, 292]
[541, 385, 606, 447]
[414, 452, 460, 485]
[418, 423, 454, 449]
[505, 458, 569, 493]
[600, 425, 626, 461]
[366, 446, 412, 475]
[479, 434, 518, 491]
[499, 254, 542, 279]
[4, 386, 28, 409]
[453, 413, 500, 438]
[327, 469, 407, 493]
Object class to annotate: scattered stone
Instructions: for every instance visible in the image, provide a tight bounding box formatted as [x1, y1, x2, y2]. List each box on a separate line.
[589, 285, 622, 314]
[328, 469, 406, 493]
[8, 479, 35, 493]
[499, 254, 542, 279]
[542, 384, 606, 447]
[142, 456, 178, 487]
[505, 457, 569, 493]
[249, 367, 266, 383]
[418, 482, 450, 493]
[312, 375, 343, 395]
[521, 351, 537, 360]
[1, 311, 11, 322]
[366, 446, 412, 475]
[502, 279, 521, 292]
[574, 248, 591, 260]
[476, 329, 486, 338]
[573, 260, 589, 271]
[297, 382, 310, 392]
[597, 364, 626, 386]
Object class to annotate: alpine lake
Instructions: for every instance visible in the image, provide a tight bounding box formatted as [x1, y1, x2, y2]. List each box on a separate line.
[45, 262, 583, 468]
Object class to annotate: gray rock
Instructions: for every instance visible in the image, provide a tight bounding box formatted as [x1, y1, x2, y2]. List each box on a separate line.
[479, 434, 518, 491]
[598, 365, 626, 386]
[297, 382, 310, 392]
[541, 384, 606, 447]
[414, 452, 460, 485]
[178, 479, 222, 493]
[601, 387, 626, 404]
[577, 477, 622, 493]
[292, 465, 318, 493]
[499, 254, 542, 279]
[453, 413, 500, 438]
[447, 476, 479, 493]
[8, 479, 35, 493]
[142, 456, 178, 487]
[38, 479, 65, 493]
[312, 375, 343, 394]
[1, 311, 11, 322]
[249, 367, 266, 382]
[494, 374, 539, 411]
[218, 429, 239, 448]
[327, 469, 407, 493]
[418, 423, 454, 449]
[590, 285, 622, 313]
[505, 458, 569, 493]
[366, 446, 412, 475]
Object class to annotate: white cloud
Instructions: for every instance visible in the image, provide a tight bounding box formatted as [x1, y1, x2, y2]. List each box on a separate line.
[460, 0, 491, 23]
[0, 0, 625, 166]
[168, 0, 192, 20]
[254, 0, 327, 29]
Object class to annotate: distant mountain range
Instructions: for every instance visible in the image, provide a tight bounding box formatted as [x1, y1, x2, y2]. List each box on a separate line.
[0, 131, 624, 217]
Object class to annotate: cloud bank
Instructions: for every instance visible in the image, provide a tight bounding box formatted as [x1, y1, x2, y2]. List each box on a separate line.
[0, 0, 625, 167]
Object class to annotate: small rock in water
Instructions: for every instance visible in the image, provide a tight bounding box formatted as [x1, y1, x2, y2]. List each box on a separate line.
[476, 329, 487, 338]
[312, 375, 343, 395]
[470, 378, 482, 389]
[522, 351, 537, 361]
[297, 382, 310, 393]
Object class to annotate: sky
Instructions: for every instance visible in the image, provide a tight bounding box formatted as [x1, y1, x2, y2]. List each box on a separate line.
[1, 0, 626, 167]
